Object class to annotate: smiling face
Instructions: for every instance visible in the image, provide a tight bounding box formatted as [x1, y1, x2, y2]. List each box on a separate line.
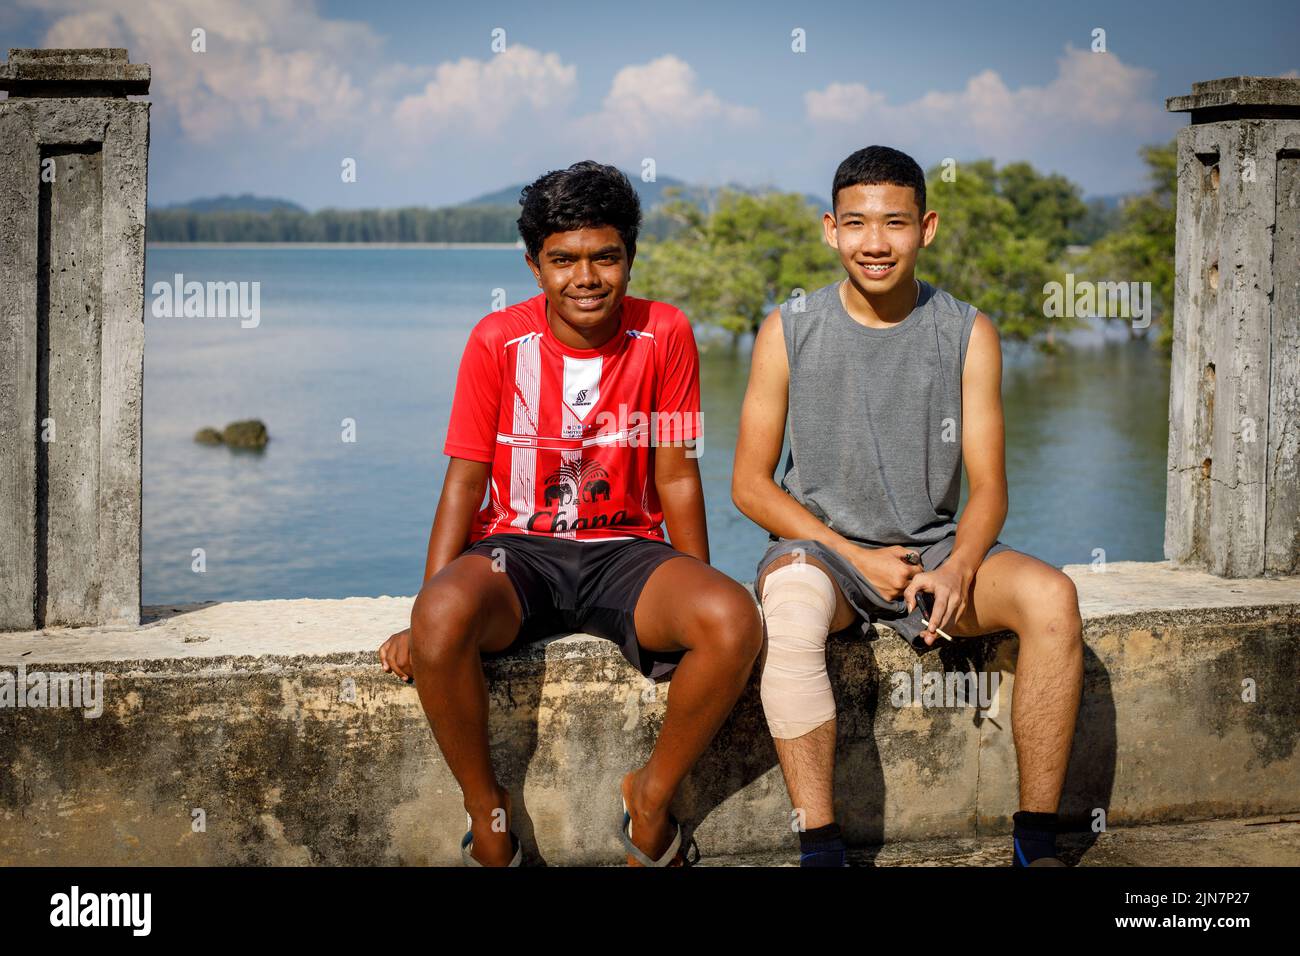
[825, 182, 938, 295]
[526, 225, 631, 345]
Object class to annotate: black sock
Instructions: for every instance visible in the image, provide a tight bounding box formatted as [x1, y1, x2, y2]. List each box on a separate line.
[1012, 810, 1059, 866]
[799, 822, 846, 867]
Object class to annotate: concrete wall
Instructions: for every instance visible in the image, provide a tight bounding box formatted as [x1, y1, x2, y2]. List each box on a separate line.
[0, 49, 150, 630]
[1, 562, 1296, 866]
[1165, 77, 1300, 576]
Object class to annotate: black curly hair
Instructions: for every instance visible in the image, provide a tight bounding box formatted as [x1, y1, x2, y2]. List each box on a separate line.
[517, 161, 642, 263]
[833, 145, 927, 216]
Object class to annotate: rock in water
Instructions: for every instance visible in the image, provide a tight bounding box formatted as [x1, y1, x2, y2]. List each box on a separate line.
[222, 419, 269, 449]
[194, 427, 224, 445]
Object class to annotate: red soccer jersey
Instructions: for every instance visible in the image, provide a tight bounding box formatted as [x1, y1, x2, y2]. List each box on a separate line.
[443, 293, 702, 543]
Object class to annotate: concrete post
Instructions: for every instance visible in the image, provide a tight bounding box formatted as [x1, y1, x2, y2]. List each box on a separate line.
[1165, 77, 1300, 578]
[0, 49, 150, 630]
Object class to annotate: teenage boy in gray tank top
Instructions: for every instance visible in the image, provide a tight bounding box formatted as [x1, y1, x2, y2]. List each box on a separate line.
[732, 146, 1083, 867]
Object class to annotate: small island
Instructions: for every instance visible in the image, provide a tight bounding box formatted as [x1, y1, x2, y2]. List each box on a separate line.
[194, 419, 269, 449]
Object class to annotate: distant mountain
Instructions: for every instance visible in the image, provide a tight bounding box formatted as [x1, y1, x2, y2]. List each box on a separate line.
[146, 178, 831, 242]
[157, 194, 307, 214]
[461, 172, 827, 212]
[460, 173, 689, 209]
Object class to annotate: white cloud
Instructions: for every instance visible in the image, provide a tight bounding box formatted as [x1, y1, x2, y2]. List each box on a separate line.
[575, 54, 759, 146]
[27, 0, 379, 143]
[805, 82, 889, 124]
[391, 45, 577, 142]
[805, 45, 1164, 153]
[390, 51, 757, 153]
[7, 2, 762, 201]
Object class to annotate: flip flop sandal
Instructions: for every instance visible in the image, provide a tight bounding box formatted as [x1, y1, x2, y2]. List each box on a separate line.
[621, 798, 685, 867]
[461, 812, 522, 867]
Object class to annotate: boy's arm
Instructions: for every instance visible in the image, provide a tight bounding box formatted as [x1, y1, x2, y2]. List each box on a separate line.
[948, 311, 1008, 575]
[422, 457, 491, 582]
[904, 311, 1008, 636]
[652, 306, 709, 562]
[732, 308, 920, 598]
[382, 456, 487, 681]
[380, 319, 500, 682]
[422, 317, 504, 582]
[655, 446, 709, 563]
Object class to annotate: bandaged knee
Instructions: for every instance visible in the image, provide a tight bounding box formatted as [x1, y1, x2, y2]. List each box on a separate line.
[759, 563, 838, 739]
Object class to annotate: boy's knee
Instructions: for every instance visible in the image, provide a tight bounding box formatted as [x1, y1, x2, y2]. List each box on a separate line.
[410, 580, 479, 665]
[758, 562, 838, 738]
[1046, 572, 1081, 625]
[693, 581, 764, 662]
[761, 559, 837, 620]
[1021, 570, 1082, 645]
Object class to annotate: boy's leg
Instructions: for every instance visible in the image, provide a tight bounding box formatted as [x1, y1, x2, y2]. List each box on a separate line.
[622, 555, 765, 861]
[945, 550, 1083, 813]
[754, 552, 858, 832]
[408, 552, 524, 866]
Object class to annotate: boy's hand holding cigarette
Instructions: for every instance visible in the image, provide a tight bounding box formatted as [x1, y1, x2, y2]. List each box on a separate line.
[904, 560, 975, 645]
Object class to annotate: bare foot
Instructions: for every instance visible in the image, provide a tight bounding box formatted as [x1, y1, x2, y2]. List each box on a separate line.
[621, 768, 681, 866]
[465, 785, 515, 866]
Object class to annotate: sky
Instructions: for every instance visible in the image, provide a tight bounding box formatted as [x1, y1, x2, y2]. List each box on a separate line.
[2, 0, 1297, 209]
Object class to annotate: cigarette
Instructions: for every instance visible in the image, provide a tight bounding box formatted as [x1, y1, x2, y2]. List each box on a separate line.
[921, 617, 953, 642]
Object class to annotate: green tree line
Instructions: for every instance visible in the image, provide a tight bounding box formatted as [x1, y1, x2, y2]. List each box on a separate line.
[147, 205, 525, 243]
[148, 204, 682, 244]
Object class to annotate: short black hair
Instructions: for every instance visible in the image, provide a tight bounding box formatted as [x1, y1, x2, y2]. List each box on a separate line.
[517, 161, 642, 262]
[832, 145, 926, 216]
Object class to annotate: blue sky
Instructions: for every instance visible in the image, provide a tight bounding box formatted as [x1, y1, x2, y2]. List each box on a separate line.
[3, 0, 1296, 208]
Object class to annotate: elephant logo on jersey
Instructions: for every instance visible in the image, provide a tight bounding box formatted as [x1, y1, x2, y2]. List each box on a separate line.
[542, 459, 606, 508]
[544, 482, 573, 507]
[529, 459, 626, 532]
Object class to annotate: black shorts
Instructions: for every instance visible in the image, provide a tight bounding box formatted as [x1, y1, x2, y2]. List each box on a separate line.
[462, 532, 688, 679]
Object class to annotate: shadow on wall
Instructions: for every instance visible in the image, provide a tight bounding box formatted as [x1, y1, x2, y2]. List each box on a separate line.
[1059, 643, 1117, 860]
[477, 625, 1118, 865]
[673, 628, 1117, 865]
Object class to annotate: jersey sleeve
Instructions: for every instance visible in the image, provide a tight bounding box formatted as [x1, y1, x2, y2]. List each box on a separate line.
[654, 307, 701, 445]
[442, 320, 502, 462]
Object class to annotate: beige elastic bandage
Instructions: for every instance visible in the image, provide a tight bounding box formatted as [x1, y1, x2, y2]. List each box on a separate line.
[759, 563, 838, 740]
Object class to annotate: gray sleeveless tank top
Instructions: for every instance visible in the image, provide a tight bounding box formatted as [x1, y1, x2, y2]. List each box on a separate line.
[776, 278, 979, 548]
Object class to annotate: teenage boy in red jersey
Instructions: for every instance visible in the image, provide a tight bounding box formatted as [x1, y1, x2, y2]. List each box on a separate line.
[379, 162, 762, 867]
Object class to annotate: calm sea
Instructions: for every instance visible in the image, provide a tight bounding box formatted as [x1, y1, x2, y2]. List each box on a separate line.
[143, 246, 1169, 604]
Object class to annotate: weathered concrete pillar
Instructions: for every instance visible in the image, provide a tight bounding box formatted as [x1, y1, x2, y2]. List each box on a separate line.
[0, 49, 150, 630]
[1165, 77, 1300, 577]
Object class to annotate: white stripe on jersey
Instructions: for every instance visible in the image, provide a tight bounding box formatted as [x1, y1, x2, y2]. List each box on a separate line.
[495, 422, 648, 450]
[554, 357, 604, 539]
[508, 333, 541, 532]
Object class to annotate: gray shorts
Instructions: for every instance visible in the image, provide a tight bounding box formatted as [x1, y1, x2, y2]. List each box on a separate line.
[753, 534, 1013, 654]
